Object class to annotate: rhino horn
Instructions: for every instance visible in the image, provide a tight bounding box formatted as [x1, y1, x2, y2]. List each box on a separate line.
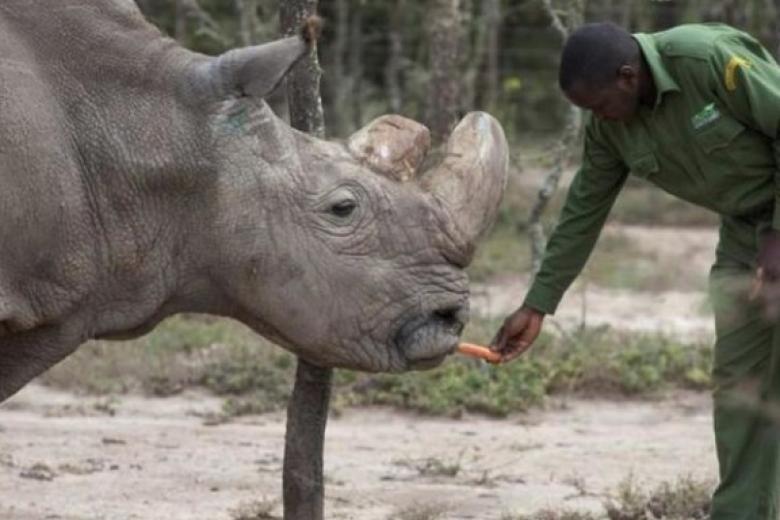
[346, 115, 431, 183]
[422, 112, 509, 251]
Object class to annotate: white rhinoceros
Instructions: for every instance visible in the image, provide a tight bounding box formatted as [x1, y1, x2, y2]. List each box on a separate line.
[0, 0, 507, 401]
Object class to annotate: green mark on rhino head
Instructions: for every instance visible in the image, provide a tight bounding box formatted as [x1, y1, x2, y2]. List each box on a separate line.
[223, 106, 249, 135]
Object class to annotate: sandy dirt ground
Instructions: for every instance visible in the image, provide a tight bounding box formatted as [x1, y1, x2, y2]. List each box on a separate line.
[0, 386, 715, 520]
[0, 225, 721, 519]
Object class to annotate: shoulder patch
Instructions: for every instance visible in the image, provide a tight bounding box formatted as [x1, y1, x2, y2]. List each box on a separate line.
[725, 56, 750, 91]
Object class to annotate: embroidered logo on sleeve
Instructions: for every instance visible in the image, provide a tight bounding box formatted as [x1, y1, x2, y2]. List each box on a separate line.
[725, 56, 751, 92]
[692, 103, 721, 130]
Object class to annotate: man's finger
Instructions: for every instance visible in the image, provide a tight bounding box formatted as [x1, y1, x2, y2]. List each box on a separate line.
[489, 326, 506, 352]
[501, 341, 531, 363]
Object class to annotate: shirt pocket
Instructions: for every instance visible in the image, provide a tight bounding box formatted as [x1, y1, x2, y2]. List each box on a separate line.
[693, 115, 745, 153]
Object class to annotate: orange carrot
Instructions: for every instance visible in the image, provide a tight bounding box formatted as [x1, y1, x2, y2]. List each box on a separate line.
[457, 342, 502, 364]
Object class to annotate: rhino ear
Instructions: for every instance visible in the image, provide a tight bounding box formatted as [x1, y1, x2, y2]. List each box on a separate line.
[210, 36, 309, 98]
[186, 36, 308, 102]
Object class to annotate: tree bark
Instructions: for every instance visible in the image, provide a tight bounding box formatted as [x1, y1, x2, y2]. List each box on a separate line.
[280, 1, 325, 137]
[282, 360, 332, 520]
[348, 2, 364, 129]
[484, 0, 501, 112]
[462, 0, 487, 112]
[175, 0, 188, 43]
[236, 0, 259, 46]
[279, 5, 331, 520]
[529, 0, 584, 275]
[384, 0, 405, 113]
[427, 0, 463, 145]
[329, 0, 349, 134]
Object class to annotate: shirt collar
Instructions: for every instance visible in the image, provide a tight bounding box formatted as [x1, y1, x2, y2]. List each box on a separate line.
[633, 33, 680, 108]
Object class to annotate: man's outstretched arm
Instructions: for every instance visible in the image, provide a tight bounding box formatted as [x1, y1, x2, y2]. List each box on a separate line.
[492, 121, 628, 360]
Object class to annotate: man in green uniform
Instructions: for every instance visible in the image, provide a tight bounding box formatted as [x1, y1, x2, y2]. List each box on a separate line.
[491, 22, 780, 518]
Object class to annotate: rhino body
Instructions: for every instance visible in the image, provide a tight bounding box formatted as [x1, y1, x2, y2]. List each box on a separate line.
[0, 0, 507, 401]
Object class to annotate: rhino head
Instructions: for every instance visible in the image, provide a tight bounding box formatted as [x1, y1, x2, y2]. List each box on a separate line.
[0, 4, 508, 396]
[186, 36, 508, 372]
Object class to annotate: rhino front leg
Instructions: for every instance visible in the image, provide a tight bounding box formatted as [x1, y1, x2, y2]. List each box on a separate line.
[0, 324, 80, 401]
[283, 359, 333, 520]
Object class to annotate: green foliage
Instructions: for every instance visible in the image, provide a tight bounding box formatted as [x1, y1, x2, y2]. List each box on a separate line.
[394, 455, 463, 478]
[342, 322, 711, 418]
[200, 348, 295, 415]
[604, 475, 712, 520]
[506, 475, 712, 520]
[43, 315, 713, 418]
[343, 355, 550, 417]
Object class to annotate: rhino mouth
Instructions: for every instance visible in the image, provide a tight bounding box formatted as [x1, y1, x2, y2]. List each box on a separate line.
[394, 304, 467, 370]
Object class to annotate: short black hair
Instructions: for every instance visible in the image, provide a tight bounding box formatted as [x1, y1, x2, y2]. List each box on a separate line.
[559, 22, 639, 92]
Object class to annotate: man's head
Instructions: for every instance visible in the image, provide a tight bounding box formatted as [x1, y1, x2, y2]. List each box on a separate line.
[559, 22, 647, 122]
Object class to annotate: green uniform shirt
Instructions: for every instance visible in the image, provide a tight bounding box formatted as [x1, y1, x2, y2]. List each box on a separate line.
[525, 23, 780, 315]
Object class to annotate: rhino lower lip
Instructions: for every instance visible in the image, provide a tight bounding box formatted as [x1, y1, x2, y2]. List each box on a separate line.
[394, 314, 462, 368]
[407, 350, 452, 371]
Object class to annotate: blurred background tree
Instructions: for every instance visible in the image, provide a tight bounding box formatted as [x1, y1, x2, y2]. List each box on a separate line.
[137, 0, 780, 142]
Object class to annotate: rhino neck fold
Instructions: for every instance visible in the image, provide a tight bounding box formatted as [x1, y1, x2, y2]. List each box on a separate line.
[62, 59, 230, 333]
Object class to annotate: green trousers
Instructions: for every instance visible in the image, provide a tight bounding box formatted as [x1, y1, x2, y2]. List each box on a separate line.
[710, 215, 780, 519]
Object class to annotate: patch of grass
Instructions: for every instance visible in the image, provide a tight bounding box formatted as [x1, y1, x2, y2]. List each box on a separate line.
[604, 475, 712, 520]
[340, 319, 712, 417]
[390, 502, 450, 520]
[41, 315, 289, 402]
[229, 498, 279, 520]
[506, 475, 712, 520]
[394, 455, 462, 478]
[507, 511, 599, 520]
[200, 347, 295, 415]
[41, 315, 712, 418]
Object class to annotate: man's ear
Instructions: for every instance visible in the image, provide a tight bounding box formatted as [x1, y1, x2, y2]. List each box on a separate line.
[187, 36, 309, 102]
[615, 64, 639, 92]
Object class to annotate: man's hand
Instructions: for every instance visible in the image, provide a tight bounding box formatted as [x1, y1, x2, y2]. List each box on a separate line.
[755, 229, 780, 319]
[490, 305, 545, 362]
[758, 229, 780, 281]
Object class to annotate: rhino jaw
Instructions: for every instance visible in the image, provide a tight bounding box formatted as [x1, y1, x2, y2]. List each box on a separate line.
[393, 300, 469, 371]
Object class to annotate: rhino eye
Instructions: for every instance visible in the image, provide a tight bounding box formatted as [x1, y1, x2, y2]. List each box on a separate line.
[329, 200, 357, 218]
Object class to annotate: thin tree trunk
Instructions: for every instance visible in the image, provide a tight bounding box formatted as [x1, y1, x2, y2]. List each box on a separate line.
[281, 360, 332, 520]
[427, 0, 462, 145]
[280, 1, 325, 136]
[384, 0, 405, 113]
[462, 0, 487, 111]
[175, 0, 187, 42]
[330, 0, 349, 134]
[236, 0, 259, 46]
[530, 0, 584, 275]
[279, 5, 330, 520]
[619, 0, 634, 28]
[348, 3, 364, 129]
[484, 0, 501, 112]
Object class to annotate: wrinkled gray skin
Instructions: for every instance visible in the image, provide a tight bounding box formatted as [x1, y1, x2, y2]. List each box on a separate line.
[0, 0, 508, 402]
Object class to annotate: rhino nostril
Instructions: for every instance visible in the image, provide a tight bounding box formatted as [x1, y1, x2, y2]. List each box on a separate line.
[434, 305, 467, 334]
